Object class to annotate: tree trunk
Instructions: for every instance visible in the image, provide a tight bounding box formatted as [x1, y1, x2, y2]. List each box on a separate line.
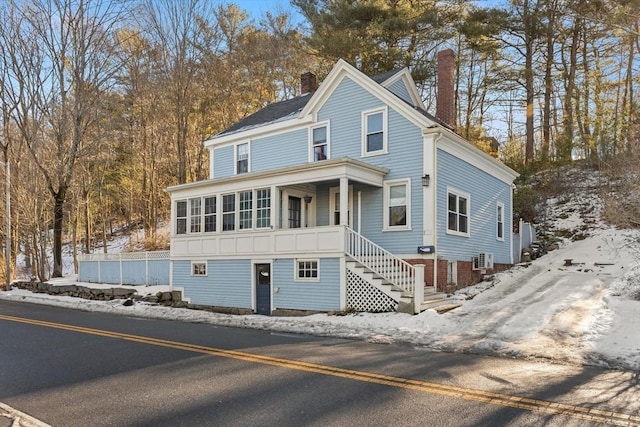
[52, 189, 66, 278]
[542, 2, 556, 164]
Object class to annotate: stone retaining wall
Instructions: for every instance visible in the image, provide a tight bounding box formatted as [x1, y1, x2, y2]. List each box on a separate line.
[11, 280, 185, 307]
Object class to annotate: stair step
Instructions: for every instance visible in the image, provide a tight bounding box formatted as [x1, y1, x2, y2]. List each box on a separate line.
[423, 292, 448, 302]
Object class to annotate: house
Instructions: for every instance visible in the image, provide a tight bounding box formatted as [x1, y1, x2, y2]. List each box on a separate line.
[166, 50, 519, 315]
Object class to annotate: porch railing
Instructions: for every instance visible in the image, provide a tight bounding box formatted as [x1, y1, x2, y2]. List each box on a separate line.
[345, 227, 417, 294]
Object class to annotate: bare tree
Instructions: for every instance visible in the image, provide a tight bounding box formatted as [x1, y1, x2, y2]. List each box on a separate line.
[7, 0, 131, 277]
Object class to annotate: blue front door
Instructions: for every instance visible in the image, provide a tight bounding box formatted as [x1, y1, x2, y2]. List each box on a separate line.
[255, 264, 271, 315]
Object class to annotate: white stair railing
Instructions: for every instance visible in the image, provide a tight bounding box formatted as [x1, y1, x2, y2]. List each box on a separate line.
[345, 227, 415, 295]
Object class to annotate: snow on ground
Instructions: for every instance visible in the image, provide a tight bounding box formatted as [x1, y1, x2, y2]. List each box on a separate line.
[1, 169, 638, 372]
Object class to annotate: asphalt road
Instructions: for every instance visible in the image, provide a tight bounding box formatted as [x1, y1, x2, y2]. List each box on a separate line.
[0, 300, 638, 427]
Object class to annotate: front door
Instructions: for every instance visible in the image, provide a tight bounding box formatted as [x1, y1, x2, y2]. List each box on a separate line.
[255, 263, 271, 315]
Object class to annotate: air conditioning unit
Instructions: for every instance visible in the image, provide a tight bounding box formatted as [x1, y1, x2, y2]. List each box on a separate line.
[472, 253, 494, 270]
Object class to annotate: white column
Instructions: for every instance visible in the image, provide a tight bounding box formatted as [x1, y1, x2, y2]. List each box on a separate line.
[271, 185, 279, 229]
[339, 177, 348, 226]
[414, 265, 425, 314]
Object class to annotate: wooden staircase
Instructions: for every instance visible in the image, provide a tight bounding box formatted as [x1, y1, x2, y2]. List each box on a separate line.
[346, 260, 447, 313]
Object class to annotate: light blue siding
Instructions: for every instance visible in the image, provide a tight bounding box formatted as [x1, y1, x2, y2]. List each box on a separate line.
[386, 79, 413, 104]
[272, 258, 341, 311]
[436, 149, 512, 264]
[173, 259, 253, 308]
[251, 129, 308, 171]
[213, 145, 234, 178]
[318, 76, 425, 253]
[213, 130, 308, 179]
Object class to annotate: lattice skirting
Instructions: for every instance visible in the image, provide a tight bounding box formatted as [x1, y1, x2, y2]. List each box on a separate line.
[346, 270, 397, 312]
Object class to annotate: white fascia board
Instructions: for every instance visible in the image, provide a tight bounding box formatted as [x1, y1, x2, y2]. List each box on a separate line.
[204, 115, 314, 148]
[166, 157, 389, 198]
[428, 127, 519, 184]
[300, 59, 433, 131]
[380, 68, 425, 109]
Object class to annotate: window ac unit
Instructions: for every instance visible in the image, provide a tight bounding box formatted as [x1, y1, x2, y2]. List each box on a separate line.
[472, 253, 494, 270]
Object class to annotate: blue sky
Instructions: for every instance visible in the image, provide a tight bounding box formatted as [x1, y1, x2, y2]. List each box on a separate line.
[232, 0, 299, 20]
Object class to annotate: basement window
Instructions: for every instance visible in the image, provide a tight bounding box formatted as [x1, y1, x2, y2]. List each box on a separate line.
[192, 262, 207, 276]
[295, 259, 319, 282]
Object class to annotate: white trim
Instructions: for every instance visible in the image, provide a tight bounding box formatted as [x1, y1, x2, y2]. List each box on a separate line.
[339, 256, 346, 310]
[191, 260, 207, 276]
[299, 59, 432, 130]
[309, 121, 331, 162]
[435, 133, 518, 185]
[294, 258, 320, 282]
[208, 149, 214, 179]
[361, 106, 388, 157]
[496, 201, 505, 241]
[379, 68, 425, 108]
[382, 178, 412, 231]
[167, 157, 387, 195]
[446, 186, 471, 238]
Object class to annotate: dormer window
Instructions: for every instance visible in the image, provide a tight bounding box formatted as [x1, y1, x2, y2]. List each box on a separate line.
[236, 142, 249, 174]
[310, 123, 329, 161]
[362, 107, 387, 156]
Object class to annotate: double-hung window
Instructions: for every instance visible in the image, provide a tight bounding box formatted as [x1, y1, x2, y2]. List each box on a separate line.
[496, 202, 504, 241]
[176, 189, 272, 234]
[362, 108, 387, 155]
[204, 196, 216, 232]
[447, 188, 470, 236]
[222, 194, 236, 231]
[256, 189, 271, 228]
[383, 179, 411, 230]
[189, 198, 201, 233]
[176, 201, 187, 235]
[239, 191, 253, 229]
[236, 142, 249, 174]
[311, 124, 329, 161]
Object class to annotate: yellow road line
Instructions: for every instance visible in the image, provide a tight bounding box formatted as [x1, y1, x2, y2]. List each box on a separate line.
[1, 313, 637, 426]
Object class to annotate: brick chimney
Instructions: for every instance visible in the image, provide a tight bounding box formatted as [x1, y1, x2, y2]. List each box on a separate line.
[436, 49, 455, 128]
[301, 71, 318, 95]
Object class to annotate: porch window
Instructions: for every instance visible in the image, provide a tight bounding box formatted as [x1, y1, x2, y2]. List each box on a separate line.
[204, 196, 216, 232]
[256, 188, 271, 228]
[447, 188, 470, 236]
[239, 191, 253, 229]
[192, 261, 207, 276]
[497, 202, 504, 241]
[189, 198, 202, 233]
[236, 142, 249, 174]
[222, 194, 236, 231]
[311, 124, 328, 161]
[176, 200, 187, 235]
[383, 179, 410, 230]
[296, 259, 319, 281]
[362, 108, 387, 156]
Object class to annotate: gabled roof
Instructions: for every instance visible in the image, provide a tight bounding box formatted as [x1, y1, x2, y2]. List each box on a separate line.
[370, 67, 406, 84]
[215, 93, 313, 138]
[212, 66, 410, 139]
